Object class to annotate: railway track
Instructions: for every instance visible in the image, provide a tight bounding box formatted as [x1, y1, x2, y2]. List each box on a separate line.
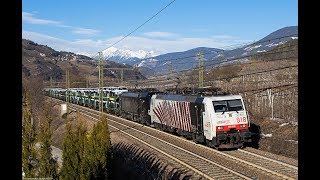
[68, 105, 250, 179]
[224, 149, 298, 178]
[51, 98, 298, 179]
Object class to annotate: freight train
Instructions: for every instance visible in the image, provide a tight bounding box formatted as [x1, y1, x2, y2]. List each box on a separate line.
[44, 87, 251, 149]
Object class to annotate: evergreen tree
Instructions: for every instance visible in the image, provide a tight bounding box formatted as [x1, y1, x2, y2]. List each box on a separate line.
[60, 123, 76, 180]
[60, 122, 86, 180]
[84, 114, 111, 179]
[22, 91, 38, 178]
[76, 121, 87, 180]
[96, 114, 111, 177]
[37, 106, 58, 179]
[60, 114, 111, 180]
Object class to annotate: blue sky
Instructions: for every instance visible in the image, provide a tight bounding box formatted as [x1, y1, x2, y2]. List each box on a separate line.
[22, 0, 298, 56]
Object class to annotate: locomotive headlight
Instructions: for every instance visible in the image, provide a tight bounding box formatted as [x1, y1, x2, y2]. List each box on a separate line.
[240, 124, 246, 128]
[217, 126, 224, 130]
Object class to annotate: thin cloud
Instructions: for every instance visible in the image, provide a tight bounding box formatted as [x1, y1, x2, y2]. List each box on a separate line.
[22, 30, 251, 56]
[23, 30, 60, 41]
[56, 24, 72, 28]
[23, 11, 100, 36]
[22, 12, 61, 25]
[109, 36, 251, 53]
[22, 31, 100, 55]
[72, 28, 100, 35]
[143, 31, 178, 38]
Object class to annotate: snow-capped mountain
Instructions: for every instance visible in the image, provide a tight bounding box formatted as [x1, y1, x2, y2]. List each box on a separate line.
[101, 47, 156, 64]
[103, 26, 298, 77]
[146, 26, 298, 75]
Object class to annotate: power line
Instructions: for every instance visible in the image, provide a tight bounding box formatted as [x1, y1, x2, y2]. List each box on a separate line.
[234, 83, 298, 94]
[249, 84, 297, 96]
[92, 0, 177, 59]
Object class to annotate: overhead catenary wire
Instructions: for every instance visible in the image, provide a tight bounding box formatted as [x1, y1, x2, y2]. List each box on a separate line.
[249, 84, 297, 96]
[233, 82, 298, 94]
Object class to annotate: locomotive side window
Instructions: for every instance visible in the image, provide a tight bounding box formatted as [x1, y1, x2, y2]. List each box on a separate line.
[227, 99, 243, 111]
[212, 101, 227, 112]
[213, 99, 243, 112]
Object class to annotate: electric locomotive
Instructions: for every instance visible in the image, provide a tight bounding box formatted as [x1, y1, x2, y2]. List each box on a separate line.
[148, 94, 251, 149]
[44, 87, 252, 149]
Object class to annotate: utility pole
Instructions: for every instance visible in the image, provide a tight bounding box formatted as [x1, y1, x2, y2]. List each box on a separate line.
[98, 52, 104, 115]
[65, 69, 70, 120]
[66, 70, 70, 103]
[197, 52, 204, 88]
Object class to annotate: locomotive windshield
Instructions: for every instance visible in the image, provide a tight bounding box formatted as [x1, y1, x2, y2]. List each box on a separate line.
[213, 99, 244, 113]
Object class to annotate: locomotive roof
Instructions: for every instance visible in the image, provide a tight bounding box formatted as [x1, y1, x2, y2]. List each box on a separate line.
[208, 95, 243, 101]
[155, 94, 204, 103]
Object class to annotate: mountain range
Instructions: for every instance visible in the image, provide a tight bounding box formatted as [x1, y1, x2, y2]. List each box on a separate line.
[22, 25, 298, 81]
[22, 39, 146, 84]
[100, 26, 298, 76]
[101, 47, 156, 64]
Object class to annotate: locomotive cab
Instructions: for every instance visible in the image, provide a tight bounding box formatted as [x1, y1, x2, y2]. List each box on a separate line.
[202, 95, 251, 149]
